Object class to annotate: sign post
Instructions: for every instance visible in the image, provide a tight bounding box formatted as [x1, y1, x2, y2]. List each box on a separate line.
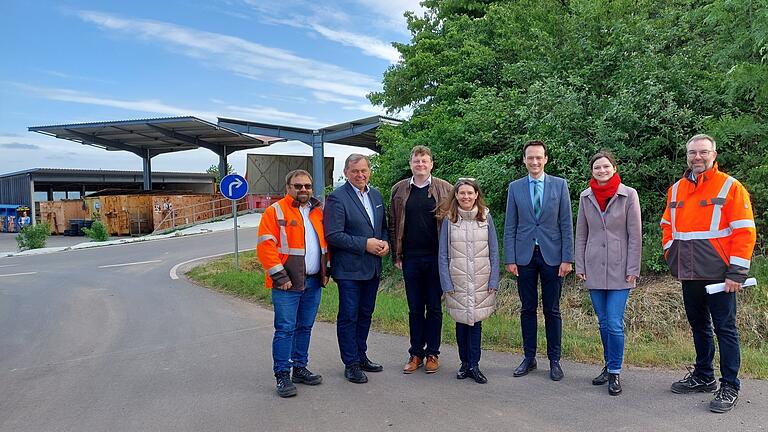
[219, 174, 249, 269]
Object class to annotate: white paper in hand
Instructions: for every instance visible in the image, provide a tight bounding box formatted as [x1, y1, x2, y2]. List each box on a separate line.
[705, 278, 757, 294]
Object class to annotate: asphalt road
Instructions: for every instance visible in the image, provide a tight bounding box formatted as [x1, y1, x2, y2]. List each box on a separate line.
[0, 229, 766, 432]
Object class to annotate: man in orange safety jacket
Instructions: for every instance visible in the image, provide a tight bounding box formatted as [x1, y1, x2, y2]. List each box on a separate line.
[257, 169, 329, 398]
[661, 134, 756, 413]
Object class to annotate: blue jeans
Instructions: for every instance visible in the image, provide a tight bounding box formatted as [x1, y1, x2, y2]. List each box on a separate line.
[589, 289, 630, 374]
[456, 322, 482, 369]
[682, 280, 740, 390]
[402, 254, 443, 357]
[271, 275, 322, 373]
[336, 277, 380, 366]
[517, 247, 562, 361]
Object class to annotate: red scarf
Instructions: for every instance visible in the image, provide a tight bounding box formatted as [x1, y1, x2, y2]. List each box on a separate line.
[590, 173, 621, 211]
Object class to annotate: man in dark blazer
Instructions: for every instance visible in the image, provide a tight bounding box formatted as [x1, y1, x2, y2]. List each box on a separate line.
[503, 140, 574, 381]
[323, 153, 390, 384]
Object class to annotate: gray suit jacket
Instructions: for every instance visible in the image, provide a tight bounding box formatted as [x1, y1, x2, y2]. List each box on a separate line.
[503, 174, 574, 267]
[323, 181, 388, 280]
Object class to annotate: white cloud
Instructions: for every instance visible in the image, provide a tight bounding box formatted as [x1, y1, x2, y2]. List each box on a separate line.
[222, 105, 319, 128]
[312, 92, 358, 105]
[309, 23, 400, 63]
[243, 1, 404, 62]
[14, 83, 322, 128]
[16, 83, 221, 121]
[342, 103, 387, 115]
[76, 10, 380, 101]
[353, 0, 425, 32]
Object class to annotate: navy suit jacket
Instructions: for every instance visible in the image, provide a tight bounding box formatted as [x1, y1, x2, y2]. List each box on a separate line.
[503, 174, 574, 267]
[323, 181, 389, 280]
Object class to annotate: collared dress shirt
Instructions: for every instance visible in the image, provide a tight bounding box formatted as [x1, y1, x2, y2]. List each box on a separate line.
[299, 203, 321, 275]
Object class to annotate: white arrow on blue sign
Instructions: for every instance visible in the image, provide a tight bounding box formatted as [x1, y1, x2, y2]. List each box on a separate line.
[220, 174, 249, 200]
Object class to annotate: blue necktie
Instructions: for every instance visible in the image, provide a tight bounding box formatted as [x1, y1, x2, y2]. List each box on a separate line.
[533, 180, 542, 218]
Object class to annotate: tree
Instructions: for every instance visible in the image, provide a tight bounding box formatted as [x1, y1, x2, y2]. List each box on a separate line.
[370, 0, 768, 267]
[206, 163, 234, 183]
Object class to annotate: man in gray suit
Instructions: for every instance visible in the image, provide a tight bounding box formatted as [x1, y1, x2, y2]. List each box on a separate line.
[504, 140, 574, 381]
[324, 154, 389, 384]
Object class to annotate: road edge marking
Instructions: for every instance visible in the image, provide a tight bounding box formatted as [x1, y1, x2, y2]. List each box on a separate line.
[170, 252, 232, 280]
[0, 271, 37, 278]
[98, 260, 163, 269]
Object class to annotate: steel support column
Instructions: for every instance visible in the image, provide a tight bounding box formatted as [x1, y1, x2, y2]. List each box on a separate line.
[219, 146, 228, 180]
[143, 148, 152, 190]
[311, 131, 325, 199]
[30, 178, 36, 225]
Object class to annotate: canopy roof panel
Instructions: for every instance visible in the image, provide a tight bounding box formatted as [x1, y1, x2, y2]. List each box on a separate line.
[29, 116, 283, 157]
[217, 115, 402, 151]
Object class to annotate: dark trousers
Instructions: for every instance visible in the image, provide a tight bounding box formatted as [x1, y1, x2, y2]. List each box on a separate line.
[517, 247, 562, 361]
[402, 254, 443, 357]
[682, 280, 741, 390]
[456, 322, 482, 369]
[336, 277, 380, 366]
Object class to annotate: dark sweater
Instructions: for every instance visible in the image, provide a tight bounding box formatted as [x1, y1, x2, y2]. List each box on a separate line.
[403, 184, 439, 257]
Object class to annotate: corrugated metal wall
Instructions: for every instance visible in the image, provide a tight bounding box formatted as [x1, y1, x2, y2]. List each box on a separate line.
[0, 174, 32, 206]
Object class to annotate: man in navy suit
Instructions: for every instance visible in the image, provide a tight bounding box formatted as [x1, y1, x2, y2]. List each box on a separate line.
[504, 140, 574, 381]
[323, 153, 390, 384]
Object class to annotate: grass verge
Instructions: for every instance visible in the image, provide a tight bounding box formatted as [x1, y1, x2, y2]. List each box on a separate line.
[187, 251, 768, 379]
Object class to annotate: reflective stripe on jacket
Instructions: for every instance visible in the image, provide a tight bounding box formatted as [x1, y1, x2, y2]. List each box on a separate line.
[660, 163, 756, 282]
[256, 194, 329, 290]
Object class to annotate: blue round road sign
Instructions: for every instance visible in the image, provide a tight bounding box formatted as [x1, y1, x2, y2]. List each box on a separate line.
[220, 174, 249, 200]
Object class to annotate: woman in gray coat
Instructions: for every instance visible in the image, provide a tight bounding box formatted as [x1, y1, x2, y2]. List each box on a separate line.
[575, 151, 642, 396]
[437, 178, 499, 384]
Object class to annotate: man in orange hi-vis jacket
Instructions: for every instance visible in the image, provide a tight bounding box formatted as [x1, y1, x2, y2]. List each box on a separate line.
[257, 169, 329, 398]
[661, 134, 756, 413]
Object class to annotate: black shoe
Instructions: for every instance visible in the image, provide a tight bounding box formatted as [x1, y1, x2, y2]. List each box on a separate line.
[344, 364, 368, 384]
[467, 367, 488, 384]
[513, 357, 537, 377]
[670, 367, 717, 394]
[550, 360, 564, 381]
[457, 363, 469, 380]
[275, 371, 297, 397]
[359, 355, 383, 372]
[592, 366, 609, 386]
[608, 373, 622, 396]
[709, 383, 739, 413]
[292, 366, 322, 385]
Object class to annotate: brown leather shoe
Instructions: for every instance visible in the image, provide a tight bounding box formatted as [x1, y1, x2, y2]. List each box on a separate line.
[425, 355, 439, 374]
[403, 355, 422, 374]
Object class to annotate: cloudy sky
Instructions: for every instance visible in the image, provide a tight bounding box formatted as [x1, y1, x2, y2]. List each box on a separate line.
[0, 0, 423, 177]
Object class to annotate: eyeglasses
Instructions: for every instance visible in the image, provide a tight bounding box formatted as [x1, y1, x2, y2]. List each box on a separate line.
[291, 183, 313, 190]
[687, 150, 713, 157]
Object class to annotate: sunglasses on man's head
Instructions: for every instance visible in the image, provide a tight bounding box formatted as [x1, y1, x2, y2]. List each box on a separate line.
[292, 183, 313, 190]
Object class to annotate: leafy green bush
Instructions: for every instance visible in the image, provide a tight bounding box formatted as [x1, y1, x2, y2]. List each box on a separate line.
[16, 222, 51, 250]
[370, 0, 768, 273]
[82, 220, 109, 242]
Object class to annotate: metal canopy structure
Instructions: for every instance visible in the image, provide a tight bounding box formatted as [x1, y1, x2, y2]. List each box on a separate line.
[29, 115, 401, 198]
[218, 115, 402, 197]
[29, 117, 282, 190]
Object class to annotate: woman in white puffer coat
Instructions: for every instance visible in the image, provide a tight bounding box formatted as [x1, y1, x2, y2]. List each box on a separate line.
[437, 178, 499, 384]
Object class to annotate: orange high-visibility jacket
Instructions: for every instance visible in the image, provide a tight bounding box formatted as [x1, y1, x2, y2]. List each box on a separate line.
[257, 194, 329, 290]
[661, 163, 756, 283]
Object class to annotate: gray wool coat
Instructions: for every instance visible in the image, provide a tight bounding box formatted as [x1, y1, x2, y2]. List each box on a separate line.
[575, 183, 642, 290]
